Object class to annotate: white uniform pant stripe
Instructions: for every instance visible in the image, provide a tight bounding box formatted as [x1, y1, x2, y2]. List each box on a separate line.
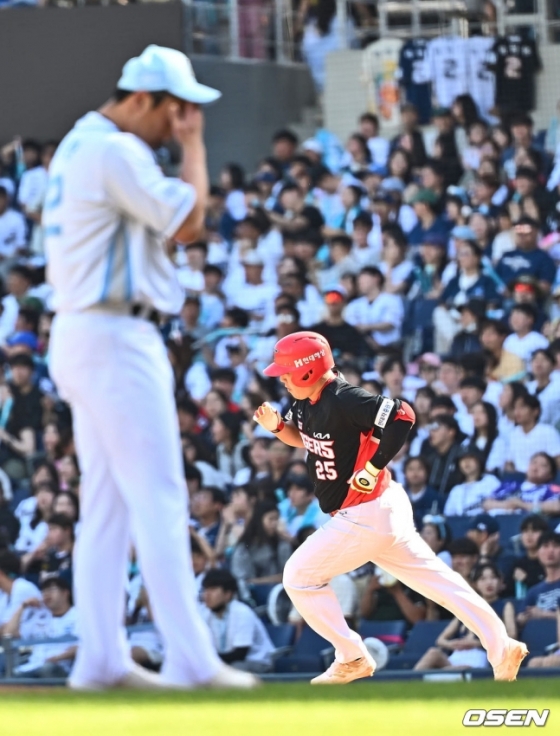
[283, 482, 509, 667]
[50, 312, 221, 686]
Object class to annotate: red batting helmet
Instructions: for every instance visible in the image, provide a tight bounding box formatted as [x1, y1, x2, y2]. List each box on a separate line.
[263, 331, 334, 387]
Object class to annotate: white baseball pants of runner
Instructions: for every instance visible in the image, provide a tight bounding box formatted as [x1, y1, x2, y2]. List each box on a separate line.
[283, 481, 509, 667]
[50, 311, 221, 687]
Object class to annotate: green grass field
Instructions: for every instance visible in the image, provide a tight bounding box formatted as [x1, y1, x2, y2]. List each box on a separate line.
[1, 680, 558, 736]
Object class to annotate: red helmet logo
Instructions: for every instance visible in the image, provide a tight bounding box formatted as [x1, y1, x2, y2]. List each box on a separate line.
[263, 331, 334, 387]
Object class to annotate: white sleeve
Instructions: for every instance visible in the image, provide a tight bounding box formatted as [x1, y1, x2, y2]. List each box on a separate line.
[103, 136, 196, 238]
[15, 213, 27, 249]
[230, 605, 256, 649]
[343, 301, 359, 326]
[544, 427, 560, 457]
[382, 296, 404, 326]
[444, 488, 460, 516]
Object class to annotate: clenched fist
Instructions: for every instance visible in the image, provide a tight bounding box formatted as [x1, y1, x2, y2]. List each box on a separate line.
[253, 402, 283, 433]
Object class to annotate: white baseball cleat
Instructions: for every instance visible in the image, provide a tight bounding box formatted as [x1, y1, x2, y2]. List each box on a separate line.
[204, 663, 260, 689]
[68, 664, 169, 691]
[493, 638, 529, 681]
[310, 653, 376, 685]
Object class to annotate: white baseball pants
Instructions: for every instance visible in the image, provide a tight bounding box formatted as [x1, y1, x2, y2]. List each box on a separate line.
[50, 311, 221, 687]
[283, 481, 509, 667]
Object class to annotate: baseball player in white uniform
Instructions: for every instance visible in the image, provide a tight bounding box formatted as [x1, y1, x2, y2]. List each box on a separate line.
[44, 46, 257, 689]
[254, 331, 528, 684]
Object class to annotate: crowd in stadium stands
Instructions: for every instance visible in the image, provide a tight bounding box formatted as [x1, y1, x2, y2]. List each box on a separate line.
[2, 95, 560, 678]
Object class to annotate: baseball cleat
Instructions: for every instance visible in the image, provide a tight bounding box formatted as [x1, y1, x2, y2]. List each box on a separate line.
[493, 638, 529, 681]
[68, 664, 169, 691]
[310, 653, 376, 685]
[204, 663, 260, 689]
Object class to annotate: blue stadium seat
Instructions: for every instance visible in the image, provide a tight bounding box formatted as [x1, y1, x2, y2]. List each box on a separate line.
[520, 619, 558, 657]
[358, 619, 407, 647]
[273, 625, 333, 673]
[264, 623, 296, 649]
[387, 620, 449, 670]
[249, 583, 276, 607]
[445, 516, 471, 541]
[496, 515, 525, 544]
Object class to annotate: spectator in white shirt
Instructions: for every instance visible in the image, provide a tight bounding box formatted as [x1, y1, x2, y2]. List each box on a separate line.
[505, 393, 560, 474]
[527, 348, 560, 429]
[344, 266, 404, 348]
[0, 550, 42, 634]
[359, 113, 390, 168]
[444, 448, 501, 516]
[200, 569, 275, 673]
[223, 249, 279, 326]
[176, 241, 207, 292]
[5, 574, 77, 678]
[351, 211, 380, 266]
[503, 304, 549, 368]
[0, 185, 26, 269]
[379, 225, 414, 295]
[219, 163, 247, 221]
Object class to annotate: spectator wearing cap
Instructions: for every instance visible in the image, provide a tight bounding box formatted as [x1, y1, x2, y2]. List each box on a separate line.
[496, 216, 556, 298]
[466, 514, 510, 569]
[0, 550, 42, 635]
[506, 393, 560, 476]
[4, 574, 76, 679]
[345, 266, 404, 350]
[527, 348, 560, 428]
[480, 318, 526, 382]
[444, 448, 501, 517]
[309, 287, 370, 361]
[317, 234, 360, 292]
[403, 456, 441, 529]
[278, 474, 329, 541]
[503, 303, 549, 368]
[407, 188, 449, 247]
[0, 185, 26, 276]
[517, 532, 560, 627]
[509, 275, 547, 332]
[424, 415, 465, 495]
[200, 569, 275, 673]
[434, 230, 500, 354]
[223, 249, 279, 327]
[449, 300, 485, 358]
[379, 225, 414, 295]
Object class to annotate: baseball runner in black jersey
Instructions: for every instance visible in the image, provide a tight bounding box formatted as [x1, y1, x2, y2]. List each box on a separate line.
[254, 331, 527, 684]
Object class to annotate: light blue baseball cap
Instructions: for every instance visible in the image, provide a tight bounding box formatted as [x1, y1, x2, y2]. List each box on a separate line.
[117, 45, 221, 105]
[451, 225, 477, 241]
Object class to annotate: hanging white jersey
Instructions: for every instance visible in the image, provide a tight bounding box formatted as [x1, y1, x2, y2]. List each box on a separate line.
[467, 36, 496, 120]
[427, 36, 469, 108]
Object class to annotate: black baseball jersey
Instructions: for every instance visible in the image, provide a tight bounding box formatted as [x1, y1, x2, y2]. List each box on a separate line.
[284, 377, 395, 514]
[489, 34, 541, 112]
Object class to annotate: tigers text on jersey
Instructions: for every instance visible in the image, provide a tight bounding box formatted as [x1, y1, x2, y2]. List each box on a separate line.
[284, 378, 392, 514]
[44, 112, 195, 315]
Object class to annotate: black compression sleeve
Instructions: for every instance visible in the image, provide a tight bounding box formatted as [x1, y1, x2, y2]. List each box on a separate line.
[220, 647, 250, 664]
[369, 417, 413, 469]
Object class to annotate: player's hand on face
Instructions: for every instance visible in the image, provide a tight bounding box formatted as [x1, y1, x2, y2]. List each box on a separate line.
[169, 101, 204, 146]
[253, 402, 282, 432]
